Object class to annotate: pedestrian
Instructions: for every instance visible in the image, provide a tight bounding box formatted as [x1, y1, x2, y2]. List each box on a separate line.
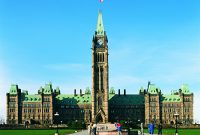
[92, 123, 97, 135]
[158, 123, 162, 135]
[141, 122, 144, 135]
[148, 123, 151, 134]
[88, 123, 92, 135]
[116, 122, 122, 135]
[114, 122, 117, 129]
[149, 122, 154, 135]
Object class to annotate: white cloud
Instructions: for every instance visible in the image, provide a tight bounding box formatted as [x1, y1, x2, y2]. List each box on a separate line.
[1, 40, 200, 123]
[109, 42, 200, 122]
[150, 49, 200, 84]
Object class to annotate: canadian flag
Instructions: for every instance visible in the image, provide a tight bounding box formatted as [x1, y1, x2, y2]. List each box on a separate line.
[100, 0, 104, 2]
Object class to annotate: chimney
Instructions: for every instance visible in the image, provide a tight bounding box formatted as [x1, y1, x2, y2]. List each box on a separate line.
[118, 89, 120, 96]
[124, 89, 126, 96]
[74, 89, 76, 96]
[147, 81, 151, 91]
[80, 89, 82, 96]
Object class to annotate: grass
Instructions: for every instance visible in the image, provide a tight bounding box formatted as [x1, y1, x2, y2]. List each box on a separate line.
[1, 128, 200, 135]
[0, 129, 77, 135]
[138, 128, 200, 135]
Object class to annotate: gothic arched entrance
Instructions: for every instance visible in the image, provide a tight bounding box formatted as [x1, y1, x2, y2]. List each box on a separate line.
[95, 109, 106, 123]
[96, 114, 103, 123]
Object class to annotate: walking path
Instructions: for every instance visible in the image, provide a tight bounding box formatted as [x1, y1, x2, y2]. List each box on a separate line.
[68, 130, 88, 135]
[68, 130, 157, 135]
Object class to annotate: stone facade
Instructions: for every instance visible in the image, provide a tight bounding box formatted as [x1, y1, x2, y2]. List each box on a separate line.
[6, 83, 193, 125]
[92, 11, 109, 123]
[6, 12, 193, 126]
[142, 82, 193, 125]
[6, 84, 55, 125]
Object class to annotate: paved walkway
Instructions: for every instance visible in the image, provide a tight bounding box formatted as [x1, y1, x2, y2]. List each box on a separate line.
[68, 130, 157, 135]
[68, 130, 88, 135]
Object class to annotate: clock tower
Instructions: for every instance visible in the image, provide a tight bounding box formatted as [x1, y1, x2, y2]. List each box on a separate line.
[92, 11, 109, 123]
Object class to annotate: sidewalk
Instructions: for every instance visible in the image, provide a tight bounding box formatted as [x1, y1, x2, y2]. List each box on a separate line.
[68, 130, 88, 135]
[143, 133, 157, 135]
[68, 130, 158, 135]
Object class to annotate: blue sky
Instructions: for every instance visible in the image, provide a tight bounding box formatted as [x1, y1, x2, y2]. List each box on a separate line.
[0, 0, 200, 122]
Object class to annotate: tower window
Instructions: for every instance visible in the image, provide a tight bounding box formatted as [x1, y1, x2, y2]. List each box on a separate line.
[102, 53, 104, 62]
[96, 53, 105, 62]
[98, 97, 103, 109]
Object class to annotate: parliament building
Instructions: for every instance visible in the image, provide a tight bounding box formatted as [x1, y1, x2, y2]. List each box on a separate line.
[6, 12, 193, 126]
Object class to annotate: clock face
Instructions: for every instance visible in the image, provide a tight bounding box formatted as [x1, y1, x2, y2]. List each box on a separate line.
[97, 39, 103, 47]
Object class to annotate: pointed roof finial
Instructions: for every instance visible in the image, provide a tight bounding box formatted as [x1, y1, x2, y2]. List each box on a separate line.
[96, 10, 104, 36]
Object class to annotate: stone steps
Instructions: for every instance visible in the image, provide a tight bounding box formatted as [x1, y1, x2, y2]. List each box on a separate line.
[97, 123, 117, 131]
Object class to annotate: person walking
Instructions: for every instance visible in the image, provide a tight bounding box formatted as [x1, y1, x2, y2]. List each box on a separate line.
[158, 123, 162, 135]
[149, 122, 154, 135]
[141, 122, 144, 135]
[92, 123, 97, 135]
[88, 123, 92, 135]
[148, 123, 151, 134]
[116, 122, 122, 135]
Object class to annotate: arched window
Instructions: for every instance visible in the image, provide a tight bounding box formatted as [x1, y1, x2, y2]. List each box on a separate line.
[102, 53, 104, 62]
[101, 67, 104, 89]
[98, 97, 103, 109]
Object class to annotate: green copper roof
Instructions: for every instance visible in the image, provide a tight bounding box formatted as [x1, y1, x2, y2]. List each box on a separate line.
[56, 94, 92, 105]
[85, 87, 91, 95]
[140, 87, 144, 92]
[181, 84, 192, 94]
[22, 90, 28, 95]
[55, 86, 60, 93]
[162, 94, 182, 102]
[171, 90, 178, 95]
[38, 86, 43, 93]
[43, 83, 53, 94]
[9, 84, 18, 95]
[148, 84, 160, 94]
[96, 11, 104, 36]
[56, 94, 144, 105]
[109, 95, 144, 105]
[109, 94, 115, 99]
[109, 87, 115, 94]
[22, 94, 42, 102]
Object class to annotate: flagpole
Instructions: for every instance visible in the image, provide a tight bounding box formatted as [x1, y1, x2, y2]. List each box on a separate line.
[99, 0, 104, 14]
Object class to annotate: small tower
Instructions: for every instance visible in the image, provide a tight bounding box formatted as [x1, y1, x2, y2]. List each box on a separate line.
[6, 84, 22, 124]
[144, 82, 161, 125]
[92, 11, 109, 123]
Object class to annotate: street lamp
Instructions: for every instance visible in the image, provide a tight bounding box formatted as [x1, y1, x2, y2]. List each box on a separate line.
[54, 112, 59, 135]
[138, 119, 143, 135]
[138, 119, 140, 128]
[174, 112, 179, 135]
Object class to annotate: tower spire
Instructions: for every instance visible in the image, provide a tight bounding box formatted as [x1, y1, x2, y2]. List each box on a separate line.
[92, 11, 109, 123]
[96, 11, 104, 36]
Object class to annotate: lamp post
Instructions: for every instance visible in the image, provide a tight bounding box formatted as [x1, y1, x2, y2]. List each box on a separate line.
[138, 119, 143, 135]
[54, 112, 59, 135]
[174, 112, 179, 135]
[138, 119, 140, 129]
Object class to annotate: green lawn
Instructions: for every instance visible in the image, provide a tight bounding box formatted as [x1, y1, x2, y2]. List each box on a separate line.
[141, 128, 200, 135]
[0, 129, 77, 135]
[1, 129, 200, 135]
